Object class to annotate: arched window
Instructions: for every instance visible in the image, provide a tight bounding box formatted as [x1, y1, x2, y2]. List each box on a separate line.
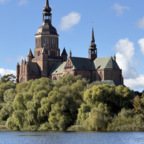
[53, 76, 57, 80]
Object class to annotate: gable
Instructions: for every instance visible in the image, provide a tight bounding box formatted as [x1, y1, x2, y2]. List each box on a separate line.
[64, 58, 73, 69]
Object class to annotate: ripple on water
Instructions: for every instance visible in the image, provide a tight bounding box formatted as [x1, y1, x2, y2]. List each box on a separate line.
[0, 132, 144, 144]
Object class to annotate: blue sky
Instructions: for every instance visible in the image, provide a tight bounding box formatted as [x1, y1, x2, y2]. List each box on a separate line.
[0, 0, 144, 92]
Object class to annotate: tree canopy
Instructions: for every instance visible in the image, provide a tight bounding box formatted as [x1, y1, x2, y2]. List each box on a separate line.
[0, 74, 143, 132]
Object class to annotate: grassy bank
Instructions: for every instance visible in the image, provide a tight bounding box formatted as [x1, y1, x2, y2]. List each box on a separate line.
[0, 125, 8, 131]
[0, 121, 8, 131]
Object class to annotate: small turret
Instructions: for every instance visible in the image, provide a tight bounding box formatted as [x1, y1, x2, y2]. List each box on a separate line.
[113, 54, 116, 61]
[69, 50, 72, 58]
[27, 49, 34, 62]
[61, 48, 67, 61]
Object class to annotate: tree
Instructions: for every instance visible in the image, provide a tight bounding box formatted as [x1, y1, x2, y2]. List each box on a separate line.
[133, 96, 141, 114]
[0, 81, 16, 102]
[83, 103, 110, 131]
[107, 108, 144, 131]
[1, 74, 16, 83]
[0, 88, 16, 120]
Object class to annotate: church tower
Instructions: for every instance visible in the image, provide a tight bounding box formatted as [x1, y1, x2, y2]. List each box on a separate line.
[89, 28, 97, 61]
[34, 0, 60, 58]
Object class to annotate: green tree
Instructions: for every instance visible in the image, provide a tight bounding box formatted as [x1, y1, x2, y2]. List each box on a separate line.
[1, 74, 16, 83]
[0, 88, 16, 120]
[0, 81, 16, 102]
[83, 103, 110, 131]
[108, 108, 144, 131]
[133, 96, 141, 114]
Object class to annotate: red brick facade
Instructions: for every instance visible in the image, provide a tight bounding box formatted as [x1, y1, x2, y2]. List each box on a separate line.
[16, 0, 124, 85]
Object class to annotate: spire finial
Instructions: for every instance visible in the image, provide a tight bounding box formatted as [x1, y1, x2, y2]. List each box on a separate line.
[43, 0, 51, 15]
[45, 0, 49, 7]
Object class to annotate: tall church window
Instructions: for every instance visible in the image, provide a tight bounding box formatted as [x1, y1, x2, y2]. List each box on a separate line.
[99, 72, 103, 80]
[114, 72, 118, 80]
[105, 71, 111, 80]
[48, 50, 50, 56]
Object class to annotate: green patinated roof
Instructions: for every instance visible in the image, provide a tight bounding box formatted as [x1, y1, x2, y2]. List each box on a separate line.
[70, 57, 93, 70]
[50, 62, 66, 75]
[49, 56, 120, 76]
[93, 57, 120, 70]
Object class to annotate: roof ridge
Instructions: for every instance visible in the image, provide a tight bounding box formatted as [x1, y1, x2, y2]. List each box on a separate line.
[71, 57, 90, 60]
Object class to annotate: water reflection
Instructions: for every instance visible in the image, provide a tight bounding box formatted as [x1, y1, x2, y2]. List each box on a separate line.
[0, 132, 144, 144]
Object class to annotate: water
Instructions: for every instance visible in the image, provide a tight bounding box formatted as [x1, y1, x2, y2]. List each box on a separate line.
[0, 132, 144, 144]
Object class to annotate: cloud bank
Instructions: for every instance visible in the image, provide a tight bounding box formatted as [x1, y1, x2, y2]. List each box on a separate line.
[115, 38, 144, 90]
[112, 3, 130, 16]
[115, 38, 137, 79]
[0, 68, 16, 78]
[60, 12, 81, 30]
[138, 38, 144, 55]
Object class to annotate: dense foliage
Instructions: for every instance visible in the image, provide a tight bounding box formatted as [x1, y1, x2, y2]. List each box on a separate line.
[0, 74, 144, 132]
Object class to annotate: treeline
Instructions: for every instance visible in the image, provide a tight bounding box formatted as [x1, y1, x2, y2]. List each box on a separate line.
[0, 74, 144, 131]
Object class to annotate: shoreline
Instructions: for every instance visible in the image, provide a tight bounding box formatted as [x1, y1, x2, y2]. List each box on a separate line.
[0, 125, 8, 131]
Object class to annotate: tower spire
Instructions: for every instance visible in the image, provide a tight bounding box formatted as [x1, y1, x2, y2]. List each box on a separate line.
[46, 0, 48, 7]
[89, 27, 97, 61]
[91, 27, 95, 43]
[43, 0, 52, 16]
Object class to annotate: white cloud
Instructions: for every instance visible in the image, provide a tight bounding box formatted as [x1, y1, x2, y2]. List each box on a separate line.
[125, 75, 144, 89]
[115, 38, 144, 91]
[60, 12, 81, 30]
[115, 38, 137, 79]
[0, 68, 16, 78]
[112, 3, 130, 16]
[18, 0, 27, 6]
[137, 17, 144, 29]
[138, 38, 144, 55]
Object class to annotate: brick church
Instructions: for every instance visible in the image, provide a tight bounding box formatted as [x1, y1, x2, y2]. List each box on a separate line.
[16, 0, 123, 85]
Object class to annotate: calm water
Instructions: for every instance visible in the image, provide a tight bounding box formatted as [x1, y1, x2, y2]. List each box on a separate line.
[0, 132, 144, 144]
